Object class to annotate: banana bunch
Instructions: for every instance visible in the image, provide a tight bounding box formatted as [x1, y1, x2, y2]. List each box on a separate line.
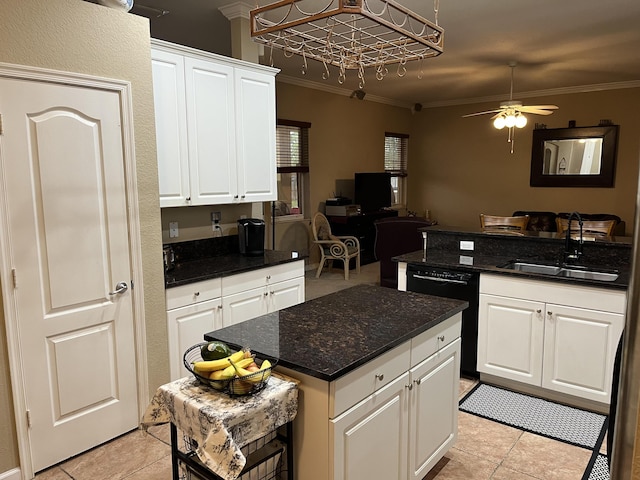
[190, 345, 273, 393]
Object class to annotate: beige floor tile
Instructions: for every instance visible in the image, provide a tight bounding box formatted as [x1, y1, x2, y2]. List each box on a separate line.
[501, 432, 592, 480]
[423, 447, 499, 480]
[491, 465, 542, 479]
[34, 467, 73, 480]
[60, 429, 170, 480]
[454, 412, 522, 464]
[459, 377, 478, 399]
[123, 455, 172, 480]
[146, 422, 171, 446]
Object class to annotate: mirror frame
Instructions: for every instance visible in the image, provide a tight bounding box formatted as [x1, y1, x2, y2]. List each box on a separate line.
[530, 125, 619, 187]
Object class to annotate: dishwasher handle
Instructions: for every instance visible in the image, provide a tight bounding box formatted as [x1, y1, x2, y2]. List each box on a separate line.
[409, 273, 469, 285]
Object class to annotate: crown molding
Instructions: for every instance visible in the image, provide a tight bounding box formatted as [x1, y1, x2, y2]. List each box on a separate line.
[218, 1, 253, 20]
[275, 73, 640, 111]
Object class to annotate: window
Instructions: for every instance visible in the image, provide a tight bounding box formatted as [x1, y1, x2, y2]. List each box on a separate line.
[384, 132, 409, 206]
[275, 120, 310, 218]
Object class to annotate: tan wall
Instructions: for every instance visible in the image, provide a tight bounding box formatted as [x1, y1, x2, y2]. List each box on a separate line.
[275, 82, 414, 263]
[0, 0, 166, 473]
[409, 88, 640, 235]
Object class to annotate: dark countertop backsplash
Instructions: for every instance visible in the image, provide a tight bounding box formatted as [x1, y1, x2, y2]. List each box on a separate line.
[164, 235, 306, 288]
[394, 227, 632, 289]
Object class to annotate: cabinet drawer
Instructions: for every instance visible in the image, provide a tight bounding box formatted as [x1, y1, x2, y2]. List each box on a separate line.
[268, 261, 304, 284]
[330, 341, 411, 418]
[410, 313, 462, 368]
[222, 261, 304, 297]
[166, 277, 222, 310]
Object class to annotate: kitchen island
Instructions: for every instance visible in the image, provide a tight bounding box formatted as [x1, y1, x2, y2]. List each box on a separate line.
[205, 284, 467, 480]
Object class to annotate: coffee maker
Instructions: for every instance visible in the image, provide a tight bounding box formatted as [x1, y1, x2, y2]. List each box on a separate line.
[237, 218, 265, 256]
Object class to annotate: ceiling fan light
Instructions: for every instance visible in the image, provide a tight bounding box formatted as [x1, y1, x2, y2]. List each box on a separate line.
[515, 114, 527, 128]
[504, 114, 517, 128]
[493, 116, 506, 129]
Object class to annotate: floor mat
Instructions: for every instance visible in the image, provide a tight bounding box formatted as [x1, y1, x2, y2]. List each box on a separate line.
[583, 454, 609, 480]
[459, 383, 607, 450]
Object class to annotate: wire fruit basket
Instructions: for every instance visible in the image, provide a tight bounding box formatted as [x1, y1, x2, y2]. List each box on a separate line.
[183, 343, 277, 396]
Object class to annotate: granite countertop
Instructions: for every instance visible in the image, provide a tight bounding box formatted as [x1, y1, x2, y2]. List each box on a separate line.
[394, 250, 630, 290]
[204, 284, 467, 382]
[165, 250, 305, 288]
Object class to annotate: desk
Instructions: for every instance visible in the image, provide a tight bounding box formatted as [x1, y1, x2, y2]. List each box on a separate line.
[328, 210, 398, 265]
[141, 375, 298, 480]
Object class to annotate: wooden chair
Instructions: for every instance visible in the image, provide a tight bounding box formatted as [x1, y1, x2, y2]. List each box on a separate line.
[556, 218, 616, 236]
[479, 214, 529, 232]
[311, 212, 361, 280]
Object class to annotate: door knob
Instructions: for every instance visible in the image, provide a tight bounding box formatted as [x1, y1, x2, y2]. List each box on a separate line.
[109, 282, 128, 295]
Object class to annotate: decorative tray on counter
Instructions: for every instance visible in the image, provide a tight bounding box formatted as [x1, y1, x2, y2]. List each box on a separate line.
[183, 342, 277, 396]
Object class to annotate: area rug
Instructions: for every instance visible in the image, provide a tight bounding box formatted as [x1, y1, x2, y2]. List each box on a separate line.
[459, 383, 608, 450]
[581, 425, 610, 480]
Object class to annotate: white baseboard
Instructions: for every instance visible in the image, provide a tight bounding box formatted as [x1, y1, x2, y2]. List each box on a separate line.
[0, 468, 21, 480]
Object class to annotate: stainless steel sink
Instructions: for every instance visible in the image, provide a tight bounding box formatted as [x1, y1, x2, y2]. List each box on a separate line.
[498, 261, 619, 282]
[557, 268, 619, 282]
[501, 262, 562, 275]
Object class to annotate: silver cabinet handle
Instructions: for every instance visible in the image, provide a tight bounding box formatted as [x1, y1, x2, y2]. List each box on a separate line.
[194, 291, 200, 297]
[375, 373, 384, 381]
[264, 292, 269, 296]
[536, 309, 542, 314]
[109, 282, 128, 295]
[414, 378, 422, 385]
[547, 311, 553, 316]
[405, 383, 413, 390]
[438, 335, 445, 342]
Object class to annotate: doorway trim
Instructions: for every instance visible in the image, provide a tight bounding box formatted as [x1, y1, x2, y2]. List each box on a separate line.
[0, 62, 148, 479]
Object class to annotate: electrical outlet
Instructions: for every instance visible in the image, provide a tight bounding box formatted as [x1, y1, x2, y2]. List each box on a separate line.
[211, 211, 221, 223]
[169, 222, 179, 238]
[460, 240, 474, 251]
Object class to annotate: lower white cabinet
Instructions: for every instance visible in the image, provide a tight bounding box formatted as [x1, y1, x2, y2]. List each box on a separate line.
[165, 278, 223, 381]
[221, 262, 305, 327]
[165, 260, 305, 380]
[477, 274, 626, 404]
[282, 313, 461, 480]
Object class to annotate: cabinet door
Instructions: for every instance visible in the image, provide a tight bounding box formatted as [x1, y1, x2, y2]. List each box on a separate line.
[331, 373, 409, 480]
[542, 304, 624, 403]
[408, 338, 461, 480]
[151, 49, 190, 207]
[222, 287, 268, 328]
[478, 294, 545, 386]
[184, 57, 237, 205]
[167, 298, 223, 381]
[234, 68, 277, 203]
[267, 276, 305, 313]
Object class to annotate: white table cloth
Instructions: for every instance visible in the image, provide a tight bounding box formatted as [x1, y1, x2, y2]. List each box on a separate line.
[141, 375, 298, 480]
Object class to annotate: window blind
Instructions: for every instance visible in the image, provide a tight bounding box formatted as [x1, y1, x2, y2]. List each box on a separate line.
[384, 132, 409, 176]
[276, 120, 310, 173]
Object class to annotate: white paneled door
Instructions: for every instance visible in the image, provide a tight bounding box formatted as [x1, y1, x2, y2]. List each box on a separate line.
[0, 76, 138, 472]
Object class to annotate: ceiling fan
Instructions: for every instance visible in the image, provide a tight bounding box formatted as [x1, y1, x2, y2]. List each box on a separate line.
[463, 62, 558, 152]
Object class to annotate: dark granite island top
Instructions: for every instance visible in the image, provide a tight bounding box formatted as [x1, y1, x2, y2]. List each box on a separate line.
[204, 284, 467, 382]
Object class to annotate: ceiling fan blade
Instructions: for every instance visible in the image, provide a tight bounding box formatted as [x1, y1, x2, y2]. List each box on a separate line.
[520, 108, 556, 115]
[522, 105, 559, 110]
[462, 109, 503, 118]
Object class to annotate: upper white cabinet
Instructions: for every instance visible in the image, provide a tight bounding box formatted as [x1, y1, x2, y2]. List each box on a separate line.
[151, 40, 278, 207]
[477, 274, 626, 405]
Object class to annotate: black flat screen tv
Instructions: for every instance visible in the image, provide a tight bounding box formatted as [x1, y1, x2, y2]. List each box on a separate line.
[354, 172, 392, 213]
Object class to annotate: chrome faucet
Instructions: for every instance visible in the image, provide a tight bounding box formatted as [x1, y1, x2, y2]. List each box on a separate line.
[564, 211, 584, 263]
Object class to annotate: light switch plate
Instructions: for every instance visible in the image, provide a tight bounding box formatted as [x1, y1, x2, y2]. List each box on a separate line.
[460, 240, 474, 251]
[169, 222, 179, 238]
[459, 255, 474, 265]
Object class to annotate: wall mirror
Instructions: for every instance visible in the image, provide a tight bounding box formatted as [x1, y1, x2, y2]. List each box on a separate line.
[530, 125, 619, 187]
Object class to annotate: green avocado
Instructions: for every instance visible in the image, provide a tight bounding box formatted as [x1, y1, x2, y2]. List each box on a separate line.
[201, 341, 232, 361]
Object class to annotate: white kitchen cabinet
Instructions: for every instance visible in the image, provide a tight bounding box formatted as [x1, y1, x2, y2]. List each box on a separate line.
[165, 261, 305, 379]
[151, 39, 277, 207]
[477, 274, 625, 405]
[331, 373, 410, 480]
[221, 262, 305, 327]
[165, 278, 223, 381]
[283, 313, 461, 480]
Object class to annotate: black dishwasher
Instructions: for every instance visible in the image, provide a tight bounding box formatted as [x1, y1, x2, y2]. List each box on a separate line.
[407, 264, 479, 378]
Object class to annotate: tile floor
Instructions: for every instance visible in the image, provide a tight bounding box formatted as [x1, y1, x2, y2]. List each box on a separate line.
[34, 262, 602, 480]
